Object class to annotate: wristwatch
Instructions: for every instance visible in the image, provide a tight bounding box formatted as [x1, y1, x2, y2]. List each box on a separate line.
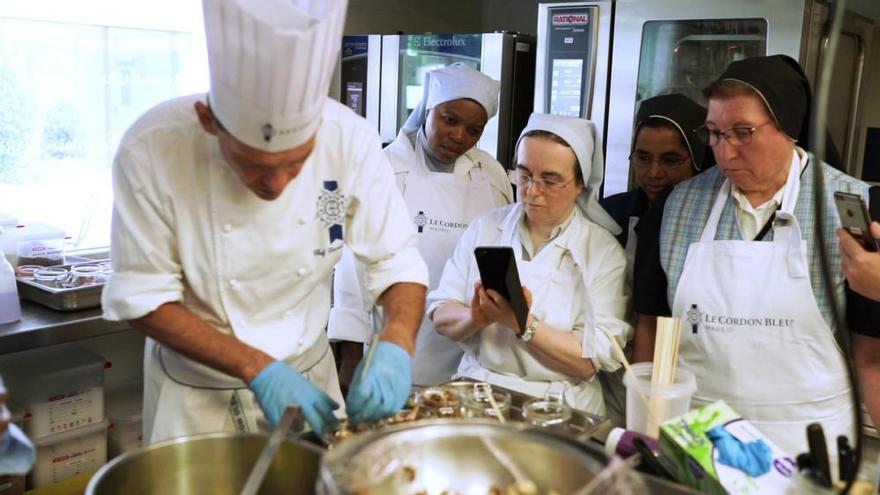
[520, 314, 539, 343]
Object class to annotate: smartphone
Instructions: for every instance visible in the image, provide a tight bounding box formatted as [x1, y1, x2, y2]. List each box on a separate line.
[474, 246, 530, 333]
[834, 191, 879, 252]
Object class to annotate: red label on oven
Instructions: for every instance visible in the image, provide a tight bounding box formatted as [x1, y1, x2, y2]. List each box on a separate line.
[552, 13, 589, 26]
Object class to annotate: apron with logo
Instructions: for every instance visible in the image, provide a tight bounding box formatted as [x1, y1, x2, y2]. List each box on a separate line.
[143, 154, 345, 444]
[671, 158, 852, 459]
[404, 140, 498, 385]
[457, 212, 605, 415]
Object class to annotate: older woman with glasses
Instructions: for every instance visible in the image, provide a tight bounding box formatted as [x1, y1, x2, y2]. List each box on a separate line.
[633, 54, 880, 458]
[426, 113, 630, 415]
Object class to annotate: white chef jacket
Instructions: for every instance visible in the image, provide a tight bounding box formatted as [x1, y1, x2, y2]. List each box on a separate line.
[103, 93, 428, 373]
[426, 203, 631, 410]
[328, 129, 513, 344]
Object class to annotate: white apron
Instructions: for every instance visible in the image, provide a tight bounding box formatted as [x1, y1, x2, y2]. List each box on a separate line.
[671, 158, 852, 459]
[405, 142, 498, 386]
[143, 332, 343, 444]
[457, 215, 605, 415]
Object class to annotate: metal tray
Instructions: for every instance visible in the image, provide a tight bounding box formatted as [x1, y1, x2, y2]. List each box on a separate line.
[16, 258, 108, 311]
[310, 379, 610, 448]
[440, 378, 608, 441]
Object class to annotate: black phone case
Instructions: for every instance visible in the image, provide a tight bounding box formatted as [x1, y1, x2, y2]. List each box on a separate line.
[474, 246, 530, 333]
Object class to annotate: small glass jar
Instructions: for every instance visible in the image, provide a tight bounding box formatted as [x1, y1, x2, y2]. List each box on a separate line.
[417, 387, 463, 418]
[522, 396, 572, 429]
[97, 261, 113, 281]
[15, 264, 43, 277]
[463, 386, 511, 421]
[33, 267, 67, 288]
[62, 264, 104, 288]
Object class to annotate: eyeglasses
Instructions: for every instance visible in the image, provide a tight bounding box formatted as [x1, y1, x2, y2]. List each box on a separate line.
[695, 121, 774, 147]
[629, 152, 690, 169]
[515, 169, 577, 193]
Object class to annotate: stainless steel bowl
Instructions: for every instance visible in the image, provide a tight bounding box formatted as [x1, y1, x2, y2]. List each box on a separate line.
[87, 432, 323, 495]
[319, 419, 607, 494]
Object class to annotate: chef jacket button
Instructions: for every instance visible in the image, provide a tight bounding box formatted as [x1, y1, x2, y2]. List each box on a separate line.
[298, 216, 308, 225]
[222, 223, 232, 233]
[284, 309, 294, 317]
[297, 267, 308, 276]
[229, 279, 239, 289]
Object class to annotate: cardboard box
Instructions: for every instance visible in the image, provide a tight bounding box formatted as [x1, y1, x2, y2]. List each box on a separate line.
[658, 401, 796, 494]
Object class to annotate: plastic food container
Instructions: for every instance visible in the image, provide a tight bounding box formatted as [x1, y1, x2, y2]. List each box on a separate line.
[0, 347, 106, 439]
[106, 381, 143, 458]
[29, 420, 109, 489]
[0, 222, 67, 268]
[623, 362, 696, 437]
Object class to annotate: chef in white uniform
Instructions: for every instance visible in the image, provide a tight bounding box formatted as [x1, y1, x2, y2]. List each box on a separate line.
[427, 114, 630, 415]
[102, 0, 428, 443]
[329, 63, 513, 387]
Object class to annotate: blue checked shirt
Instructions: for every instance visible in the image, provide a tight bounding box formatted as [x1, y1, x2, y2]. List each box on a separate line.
[656, 151, 869, 332]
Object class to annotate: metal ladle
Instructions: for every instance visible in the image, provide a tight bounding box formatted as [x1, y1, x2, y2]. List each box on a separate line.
[240, 405, 303, 495]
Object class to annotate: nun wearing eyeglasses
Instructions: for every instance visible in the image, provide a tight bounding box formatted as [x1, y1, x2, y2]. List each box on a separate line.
[600, 94, 710, 279]
[329, 63, 513, 388]
[426, 113, 630, 414]
[632, 54, 880, 458]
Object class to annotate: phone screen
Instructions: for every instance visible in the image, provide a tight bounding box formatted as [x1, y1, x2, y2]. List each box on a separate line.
[834, 191, 878, 252]
[474, 246, 530, 333]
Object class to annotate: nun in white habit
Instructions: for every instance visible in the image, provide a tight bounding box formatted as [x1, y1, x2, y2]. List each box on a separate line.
[427, 113, 631, 414]
[330, 62, 513, 387]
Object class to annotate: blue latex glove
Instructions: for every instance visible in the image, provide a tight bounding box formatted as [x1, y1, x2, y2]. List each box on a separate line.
[249, 361, 339, 435]
[345, 342, 411, 424]
[0, 422, 36, 476]
[706, 425, 772, 477]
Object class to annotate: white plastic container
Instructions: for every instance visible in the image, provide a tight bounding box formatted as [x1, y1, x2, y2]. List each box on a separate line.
[0, 254, 21, 324]
[623, 362, 696, 438]
[106, 381, 143, 458]
[28, 419, 109, 489]
[0, 222, 66, 268]
[0, 347, 106, 439]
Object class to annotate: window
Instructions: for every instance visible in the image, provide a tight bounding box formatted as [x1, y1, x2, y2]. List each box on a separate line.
[0, 1, 208, 252]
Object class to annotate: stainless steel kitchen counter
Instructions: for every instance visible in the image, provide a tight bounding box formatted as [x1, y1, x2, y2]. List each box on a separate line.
[0, 300, 130, 355]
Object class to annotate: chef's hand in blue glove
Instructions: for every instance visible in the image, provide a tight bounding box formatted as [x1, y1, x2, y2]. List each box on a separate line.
[706, 425, 772, 477]
[345, 341, 411, 425]
[249, 361, 340, 435]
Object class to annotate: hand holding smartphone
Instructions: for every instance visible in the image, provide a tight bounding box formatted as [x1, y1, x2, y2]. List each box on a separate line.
[834, 191, 879, 252]
[474, 246, 530, 333]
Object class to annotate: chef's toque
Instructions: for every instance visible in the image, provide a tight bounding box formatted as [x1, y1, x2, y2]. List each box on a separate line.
[203, 0, 348, 151]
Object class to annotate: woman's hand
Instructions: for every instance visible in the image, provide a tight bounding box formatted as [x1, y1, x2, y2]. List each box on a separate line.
[477, 283, 532, 333]
[839, 221, 880, 302]
[469, 282, 492, 330]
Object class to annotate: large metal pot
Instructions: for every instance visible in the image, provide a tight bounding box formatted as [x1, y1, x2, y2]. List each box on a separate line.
[318, 419, 608, 494]
[87, 432, 323, 495]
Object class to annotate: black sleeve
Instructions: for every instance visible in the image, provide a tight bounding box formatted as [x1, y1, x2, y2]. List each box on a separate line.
[847, 284, 880, 337]
[599, 192, 630, 248]
[634, 189, 672, 316]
